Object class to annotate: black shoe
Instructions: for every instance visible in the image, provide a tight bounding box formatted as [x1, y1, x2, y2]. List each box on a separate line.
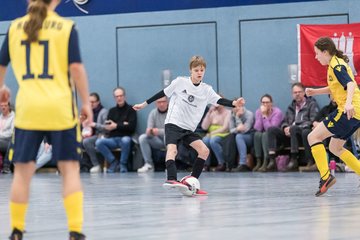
[79, 167, 90, 173]
[2, 168, 11, 174]
[215, 164, 226, 172]
[315, 174, 336, 197]
[202, 165, 210, 172]
[336, 162, 345, 172]
[235, 164, 251, 172]
[69, 231, 86, 240]
[9, 228, 23, 240]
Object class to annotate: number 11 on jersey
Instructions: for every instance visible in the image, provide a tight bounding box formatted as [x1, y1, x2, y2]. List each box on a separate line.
[21, 40, 54, 80]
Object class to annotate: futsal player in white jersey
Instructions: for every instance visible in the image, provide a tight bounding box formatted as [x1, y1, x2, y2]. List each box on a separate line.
[133, 56, 244, 195]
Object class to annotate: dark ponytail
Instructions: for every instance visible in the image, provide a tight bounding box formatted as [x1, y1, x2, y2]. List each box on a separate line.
[335, 49, 349, 63]
[24, 0, 51, 42]
[314, 37, 349, 63]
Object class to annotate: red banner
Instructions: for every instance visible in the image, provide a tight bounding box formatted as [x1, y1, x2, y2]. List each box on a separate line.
[298, 23, 360, 87]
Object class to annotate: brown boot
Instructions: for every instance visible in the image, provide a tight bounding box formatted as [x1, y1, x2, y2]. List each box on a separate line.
[306, 160, 314, 167]
[258, 158, 268, 172]
[299, 162, 318, 172]
[252, 158, 262, 172]
[266, 158, 277, 171]
[285, 157, 298, 171]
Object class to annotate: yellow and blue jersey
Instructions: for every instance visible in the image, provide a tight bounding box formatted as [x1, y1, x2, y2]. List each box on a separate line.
[0, 11, 82, 130]
[327, 55, 360, 120]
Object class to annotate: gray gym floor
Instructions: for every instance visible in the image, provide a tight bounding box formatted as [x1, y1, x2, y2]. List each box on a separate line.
[1, 171, 360, 240]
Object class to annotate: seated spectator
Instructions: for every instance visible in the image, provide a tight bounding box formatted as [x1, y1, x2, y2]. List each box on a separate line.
[253, 94, 283, 172]
[137, 96, 168, 173]
[267, 82, 319, 171]
[230, 105, 255, 172]
[95, 87, 137, 173]
[201, 104, 231, 171]
[0, 101, 14, 173]
[82, 92, 108, 173]
[0, 101, 14, 155]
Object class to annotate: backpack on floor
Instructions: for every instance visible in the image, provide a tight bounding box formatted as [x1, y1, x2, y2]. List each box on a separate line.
[276, 155, 289, 171]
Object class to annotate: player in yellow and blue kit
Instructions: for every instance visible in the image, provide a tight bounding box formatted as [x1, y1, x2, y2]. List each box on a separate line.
[306, 37, 360, 197]
[0, 0, 92, 239]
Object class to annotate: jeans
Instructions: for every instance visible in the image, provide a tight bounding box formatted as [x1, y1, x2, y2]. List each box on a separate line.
[139, 134, 165, 165]
[235, 132, 254, 165]
[203, 136, 224, 165]
[1, 139, 12, 170]
[83, 135, 100, 166]
[95, 136, 132, 166]
[0, 137, 11, 153]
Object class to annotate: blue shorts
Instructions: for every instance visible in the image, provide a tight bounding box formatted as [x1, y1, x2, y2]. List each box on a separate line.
[9, 126, 82, 164]
[323, 109, 360, 140]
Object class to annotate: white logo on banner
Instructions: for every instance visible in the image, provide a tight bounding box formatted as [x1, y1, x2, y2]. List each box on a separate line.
[332, 32, 357, 75]
[65, 0, 89, 14]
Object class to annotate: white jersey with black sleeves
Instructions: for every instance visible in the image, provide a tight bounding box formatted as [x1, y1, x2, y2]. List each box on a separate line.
[163, 76, 220, 131]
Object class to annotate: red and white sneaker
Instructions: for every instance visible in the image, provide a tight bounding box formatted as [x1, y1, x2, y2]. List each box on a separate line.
[163, 180, 187, 190]
[179, 187, 208, 197]
[194, 189, 208, 196]
[163, 180, 193, 196]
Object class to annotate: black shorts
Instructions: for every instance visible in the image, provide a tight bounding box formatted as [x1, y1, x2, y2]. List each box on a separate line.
[165, 123, 201, 146]
[323, 109, 360, 140]
[9, 126, 81, 163]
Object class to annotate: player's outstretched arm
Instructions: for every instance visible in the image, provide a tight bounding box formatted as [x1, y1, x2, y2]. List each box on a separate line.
[217, 97, 245, 108]
[305, 87, 330, 97]
[344, 82, 356, 120]
[133, 102, 148, 111]
[70, 63, 92, 127]
[233, 97, 245, 107]
[133, 90, 166, 111]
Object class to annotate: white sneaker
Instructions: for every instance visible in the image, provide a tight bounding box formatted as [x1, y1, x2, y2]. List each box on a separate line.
[90, 165, 101, 173]
[345, 165, 354, 173]
[137, 163, 154, 173]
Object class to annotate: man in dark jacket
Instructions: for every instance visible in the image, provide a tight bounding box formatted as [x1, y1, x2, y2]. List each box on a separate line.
[266, 83, 319, 171]
[95, 87, 137, 173]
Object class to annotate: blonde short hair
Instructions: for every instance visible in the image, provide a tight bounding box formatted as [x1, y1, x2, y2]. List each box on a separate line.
[189, 56, 206, 70]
